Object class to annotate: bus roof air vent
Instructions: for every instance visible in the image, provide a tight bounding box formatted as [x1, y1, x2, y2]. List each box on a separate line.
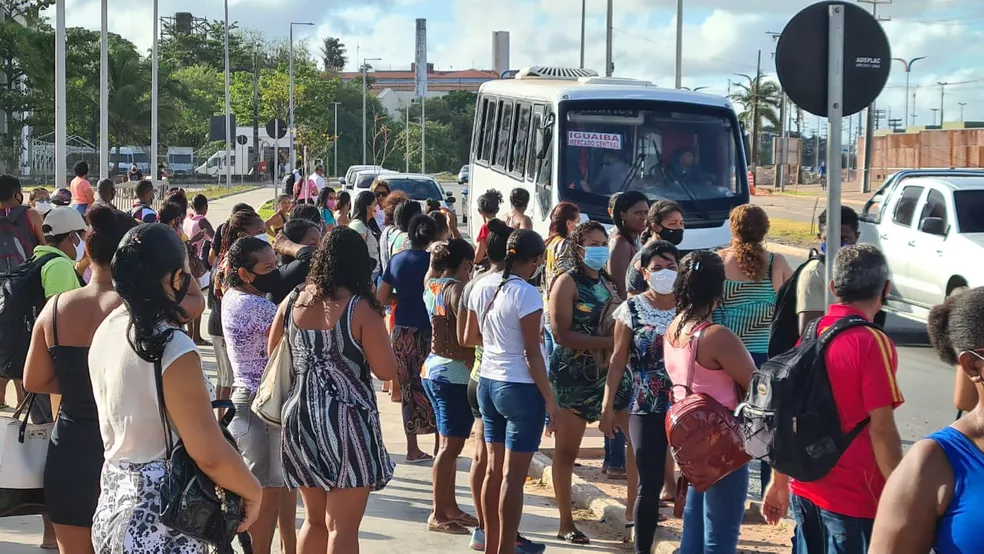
[515, 66, 599, 80]
[577, 76, 654, 87]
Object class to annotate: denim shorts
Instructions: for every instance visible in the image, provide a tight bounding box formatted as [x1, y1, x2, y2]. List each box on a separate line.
[229, 388, 285, 488]
[422, 379, 474, 439]
[477, 377, 546, 453]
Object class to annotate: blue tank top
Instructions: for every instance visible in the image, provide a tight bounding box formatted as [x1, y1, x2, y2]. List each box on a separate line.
[930, 426, 984, 554]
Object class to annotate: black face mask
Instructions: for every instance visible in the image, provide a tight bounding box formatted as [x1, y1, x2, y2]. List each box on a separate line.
[660, 228, 684, 246]
[173, 271, 191, 304]
[251, 269, 281, 294]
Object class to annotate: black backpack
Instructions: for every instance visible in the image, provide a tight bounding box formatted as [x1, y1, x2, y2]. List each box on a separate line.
[738, 314, 876, 482]
[0, 206, 35, 274]
[0, 253, 61, 380]
[768, 249, 824, 358]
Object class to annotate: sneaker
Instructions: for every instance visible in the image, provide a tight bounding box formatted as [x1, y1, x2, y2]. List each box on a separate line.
[469, 528, 485, 551]
[515, 534, 546, 554]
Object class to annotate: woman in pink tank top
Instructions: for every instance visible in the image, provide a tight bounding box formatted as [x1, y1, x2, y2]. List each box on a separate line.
[664, 250, 757, 554]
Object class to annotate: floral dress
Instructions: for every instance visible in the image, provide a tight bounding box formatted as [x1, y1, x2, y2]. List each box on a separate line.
[612, 295, 675, 415]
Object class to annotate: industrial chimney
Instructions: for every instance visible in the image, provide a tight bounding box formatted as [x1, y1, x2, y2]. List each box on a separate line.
[493, 31, 510, 76]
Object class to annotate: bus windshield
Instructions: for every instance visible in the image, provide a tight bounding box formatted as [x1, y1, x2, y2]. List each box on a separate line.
[558, 101, 745, 219]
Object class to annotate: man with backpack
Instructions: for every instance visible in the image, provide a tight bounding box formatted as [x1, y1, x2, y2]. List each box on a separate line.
[131, 179, 158, 223]
[757, 245, 904, 553]
[0, 175, 46, 274]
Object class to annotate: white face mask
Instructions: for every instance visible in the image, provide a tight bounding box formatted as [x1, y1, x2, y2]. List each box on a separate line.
[648, 269, 677, 295]
[34, 201, 52, 214]
[73, 233, 85, 262]
[253, 233, 270, 244]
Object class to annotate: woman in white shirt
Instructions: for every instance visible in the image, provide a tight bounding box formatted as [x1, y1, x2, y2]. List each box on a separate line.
[89, 223, 261, 553]
[349, 191, 381, 278]
[464, 229, 561, 554]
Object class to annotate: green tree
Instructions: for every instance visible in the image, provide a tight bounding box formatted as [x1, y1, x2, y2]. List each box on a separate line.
[320, 37, 346, 73]
[730, 75, 782, 166]
[0, 16, 48, 171]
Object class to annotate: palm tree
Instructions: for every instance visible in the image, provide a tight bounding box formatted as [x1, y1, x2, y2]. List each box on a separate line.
[730, 74, 782, 166]
[107, 46, 178, 171]
[320, 37, 347, 73]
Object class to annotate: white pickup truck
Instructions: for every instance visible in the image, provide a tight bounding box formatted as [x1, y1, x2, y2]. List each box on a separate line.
[860, 169, 984, 323]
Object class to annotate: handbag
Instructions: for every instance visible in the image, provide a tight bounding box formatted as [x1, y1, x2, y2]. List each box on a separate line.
[0, 394, 50, 518]
[152, 332, 247, 553]
[252, 290, 299, 426]
[430, 281, 475, 362]
[665, 324, 750, 494]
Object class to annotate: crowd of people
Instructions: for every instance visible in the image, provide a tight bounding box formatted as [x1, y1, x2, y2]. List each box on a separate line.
[1, 167, 984, 554]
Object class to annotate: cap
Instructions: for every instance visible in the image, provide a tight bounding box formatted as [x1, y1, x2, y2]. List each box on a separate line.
[43, 207, 87, 236]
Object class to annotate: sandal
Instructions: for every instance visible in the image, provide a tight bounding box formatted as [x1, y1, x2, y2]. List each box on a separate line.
[404, 453, 434, 464]
[557, 529, 591, 545]
[453, 512, 480, 527]
[427, 519, 471, 535]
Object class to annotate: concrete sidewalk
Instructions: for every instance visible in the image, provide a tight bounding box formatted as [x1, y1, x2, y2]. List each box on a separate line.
[0, 189, 627, 553]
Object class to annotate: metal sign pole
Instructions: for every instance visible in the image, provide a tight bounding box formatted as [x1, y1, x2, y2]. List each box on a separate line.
[824, 4, 845, 307]
[274, 120, 280, 203]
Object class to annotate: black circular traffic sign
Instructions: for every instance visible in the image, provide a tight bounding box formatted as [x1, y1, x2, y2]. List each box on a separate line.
[265, 118, 288, 140]
[776, 1, 891, 117]
[236, 134, 249, 146]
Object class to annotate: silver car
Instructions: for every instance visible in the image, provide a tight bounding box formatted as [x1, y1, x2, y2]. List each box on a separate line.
[860, 172, 984, 322]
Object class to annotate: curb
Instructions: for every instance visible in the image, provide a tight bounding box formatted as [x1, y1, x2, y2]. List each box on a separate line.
[766, 241, 810, 259]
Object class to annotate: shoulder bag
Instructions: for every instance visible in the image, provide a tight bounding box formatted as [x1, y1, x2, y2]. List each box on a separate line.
[153, 330, 250, 553]
[431, 280, 475, 362]
[252, 290, 299, 426]
[0, 394, 50, 517]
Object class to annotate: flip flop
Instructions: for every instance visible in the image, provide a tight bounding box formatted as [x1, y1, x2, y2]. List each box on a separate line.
[427, 519, 471, 535]
[557, 529, 590, 545]
[453, 512, 480, 527]
[404, 453, 434, 464]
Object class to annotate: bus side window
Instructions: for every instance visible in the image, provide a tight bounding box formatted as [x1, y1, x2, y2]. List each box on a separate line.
[527, 105, 545, 182]
[509, 103, 532, 177]
[479, 97, 497, 163]
[493, 100, 514, 170]
[531, 107, 552, 220]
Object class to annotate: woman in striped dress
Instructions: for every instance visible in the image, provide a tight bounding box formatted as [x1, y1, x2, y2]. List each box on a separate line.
[712, 204, 793, 493]
[269, 227, 397, 554]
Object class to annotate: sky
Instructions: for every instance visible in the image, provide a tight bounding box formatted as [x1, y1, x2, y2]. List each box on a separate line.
[47, 0, 984, 137]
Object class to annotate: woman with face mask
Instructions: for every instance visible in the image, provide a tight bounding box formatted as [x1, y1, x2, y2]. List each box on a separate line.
[87, 223, 262, 552]
[220, 236, 295, 554]
[626, 200, 685, 297]
[548, 221, 634, 545]
[600, 240, 681, 554]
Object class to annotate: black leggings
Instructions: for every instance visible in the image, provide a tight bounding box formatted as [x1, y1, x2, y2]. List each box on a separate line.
[629, 412, 669, 554]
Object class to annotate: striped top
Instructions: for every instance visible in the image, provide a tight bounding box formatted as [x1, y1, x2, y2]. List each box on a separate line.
[712, 253, 776, 355]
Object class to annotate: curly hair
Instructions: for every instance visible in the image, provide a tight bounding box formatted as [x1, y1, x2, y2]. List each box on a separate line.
[307, 226, 384, 315]
[478, 189, 503, 216]
[729, 204, 771, 281]
[220, 210, 262, 260]
[382, 191, 409, 227]
[570, 221, 614, 286]
[673, 250, 725, 341]
[225, 236, 271, 289]
[929, 287, 984, 366]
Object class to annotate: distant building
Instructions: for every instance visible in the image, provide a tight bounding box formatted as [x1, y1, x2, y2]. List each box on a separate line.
[340, 63, 499, 93]
[860, 123, 984, 184]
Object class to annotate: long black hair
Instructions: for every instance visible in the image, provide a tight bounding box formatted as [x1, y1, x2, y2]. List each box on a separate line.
[85, 204, 137, 266]
[431, 238, 475, 273]
[501, 229, 545, 285]
[673, 250, 725, 341]
[112, 223, 190, 362]
[226, 236, 272, 289]
[408, 213, 438, 250]
[641, 199, 683, 243]
[395, 200, 422, 232]
[353, 190, 381, 239]
[307, 226, 383, 315]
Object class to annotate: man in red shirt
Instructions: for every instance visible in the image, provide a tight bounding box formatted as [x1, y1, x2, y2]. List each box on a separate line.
[763, 244, 904, 553]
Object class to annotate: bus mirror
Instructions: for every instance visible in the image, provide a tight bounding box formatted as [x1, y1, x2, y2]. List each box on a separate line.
[740, 122, 751, 163]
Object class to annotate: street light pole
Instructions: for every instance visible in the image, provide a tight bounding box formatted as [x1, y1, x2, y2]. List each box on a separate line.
[959, 102, 967, 122]
[675, 0, 683, 88]
[332, 101, 341, 178]
[938, 81, 948, 124]
[892, 56, 926, 129]
[605, 0, 613, 76]
[289, 22, 315, 174]
[55, 0, 66, 187]
[223, 0, 232, 189]
[99, 0, 108, 180]
[361, 56, 382, 165]
[151, 0, 159, 184]
[579, 0, 586, 69]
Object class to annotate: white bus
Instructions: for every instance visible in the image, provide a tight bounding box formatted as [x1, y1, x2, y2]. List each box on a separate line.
[465, 66, 751, 251]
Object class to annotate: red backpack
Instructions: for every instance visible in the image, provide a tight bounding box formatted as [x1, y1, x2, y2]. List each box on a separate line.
[665, 324, 750, 512]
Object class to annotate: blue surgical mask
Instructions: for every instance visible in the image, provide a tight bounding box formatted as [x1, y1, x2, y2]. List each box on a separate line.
[582, 246, 610, 271]
[819, 241, 851, 255]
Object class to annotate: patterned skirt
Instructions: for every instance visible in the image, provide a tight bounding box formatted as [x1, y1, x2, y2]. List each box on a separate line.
[391, 325, 437, 436]
[91, 460, 207, 554]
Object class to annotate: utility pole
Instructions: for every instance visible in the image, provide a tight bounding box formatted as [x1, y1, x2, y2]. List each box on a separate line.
[99, 0, 108, 180]
[750, 50, 762, 171]
[605, 0, 614, 76]
[252, 50, 260, 182]
[938, 81, 948, 124]
[912, 88, 918, 126]
[674, 0, 683, 88]
[767, 31, 786, 190]
[579, 0, 586, 69]
[857, 0, 891, 193]
[931, 108, 940, 126]
[959, 102, 967, 122]
[332, 101, 341, 178]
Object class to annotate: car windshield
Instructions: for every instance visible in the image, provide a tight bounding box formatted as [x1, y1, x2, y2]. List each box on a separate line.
[557, 101, 743, 217]
[132, 153, 150, 163]
[356, 172, 389, 189]
[384, 178, 443, 201]
[955, 190, 984, 233]
[169, 154, 192, 163]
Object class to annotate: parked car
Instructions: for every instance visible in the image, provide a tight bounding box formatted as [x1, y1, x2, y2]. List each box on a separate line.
[860, 169, 984, 323]
[352, 168, 398, 191]
[342, 165, 384, 188]
[373, 173, 457, 215]
[461, 187, 469, 223]
[458, 165, 469, 184]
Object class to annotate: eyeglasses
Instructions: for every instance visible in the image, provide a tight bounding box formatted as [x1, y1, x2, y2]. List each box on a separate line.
[963, 350, 984, 364]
